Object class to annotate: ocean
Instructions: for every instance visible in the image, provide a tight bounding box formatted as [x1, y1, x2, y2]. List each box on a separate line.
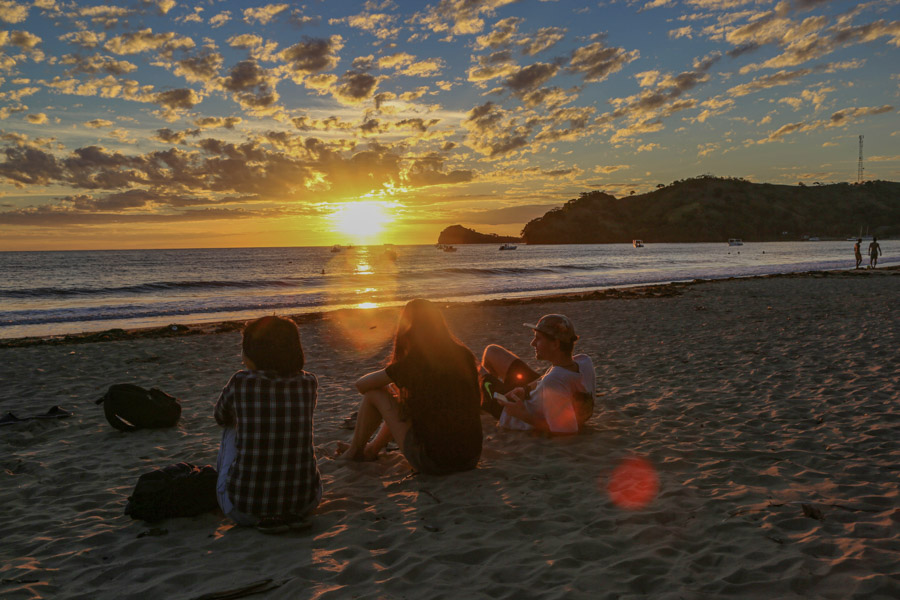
[1, 241, 895, 340]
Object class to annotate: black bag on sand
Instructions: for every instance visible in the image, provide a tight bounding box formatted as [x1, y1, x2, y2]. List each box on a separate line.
[125, 462, 219, 522]
[96, 384, 181, 432]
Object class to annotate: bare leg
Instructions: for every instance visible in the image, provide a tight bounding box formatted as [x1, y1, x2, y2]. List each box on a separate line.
[339, 388, 411, 461]
[481, 344, 521, 379]
[364, 423, 394, 459]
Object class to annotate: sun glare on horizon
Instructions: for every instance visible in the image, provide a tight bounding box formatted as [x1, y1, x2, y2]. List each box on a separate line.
[330, 201, 394, 243]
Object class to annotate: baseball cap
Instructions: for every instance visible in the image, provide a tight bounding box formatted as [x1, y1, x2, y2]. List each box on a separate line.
[524, 314, 578, 343]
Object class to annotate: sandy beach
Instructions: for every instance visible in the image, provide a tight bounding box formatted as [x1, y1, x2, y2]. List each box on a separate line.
[1, 269, 898, 599]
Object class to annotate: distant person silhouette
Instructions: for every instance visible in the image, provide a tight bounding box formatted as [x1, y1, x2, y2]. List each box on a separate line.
[868, 237, 882, 268]
[854, 238, 863, 269]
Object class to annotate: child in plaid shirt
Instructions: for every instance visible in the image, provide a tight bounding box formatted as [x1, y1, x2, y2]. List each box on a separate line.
[214, 316, 322, 533]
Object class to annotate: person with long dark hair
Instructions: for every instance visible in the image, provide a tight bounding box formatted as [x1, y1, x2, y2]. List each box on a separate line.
[338, 299, 482, 474]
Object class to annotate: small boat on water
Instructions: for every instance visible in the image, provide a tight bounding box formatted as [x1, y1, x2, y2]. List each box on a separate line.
[442, 245, 458, 253]
[632, 239, 644, 248]
[728, 238, 743, 246]
[499, 243, 517, 250]
[330, 244, 341, 253]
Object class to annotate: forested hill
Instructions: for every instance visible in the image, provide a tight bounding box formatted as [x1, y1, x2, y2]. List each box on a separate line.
[520, 177, 900, 244]
[437, 224, 521, 244]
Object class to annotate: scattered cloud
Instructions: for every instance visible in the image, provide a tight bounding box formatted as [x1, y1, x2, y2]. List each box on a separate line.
[243, 4, 288, 26]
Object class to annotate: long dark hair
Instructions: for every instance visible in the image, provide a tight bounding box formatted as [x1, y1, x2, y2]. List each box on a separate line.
[242, 316, 304, 376]
[390, 299, 475, 379]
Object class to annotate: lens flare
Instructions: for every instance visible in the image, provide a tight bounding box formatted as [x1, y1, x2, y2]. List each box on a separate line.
[607, 456, 659, 510]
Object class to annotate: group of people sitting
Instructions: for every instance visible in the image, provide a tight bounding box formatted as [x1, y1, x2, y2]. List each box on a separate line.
[213, 299, 596, 533]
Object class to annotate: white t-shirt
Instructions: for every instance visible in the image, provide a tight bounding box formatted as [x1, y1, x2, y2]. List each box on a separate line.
[499, 354, 595, 433]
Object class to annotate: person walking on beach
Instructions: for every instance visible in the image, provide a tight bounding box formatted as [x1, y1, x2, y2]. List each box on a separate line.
[214, 316, 322, 534]
[480, 314, 595, 434]
[868, 237, 882, 268]
[854, 238, 863, 269]
[338, 299, 482, 474]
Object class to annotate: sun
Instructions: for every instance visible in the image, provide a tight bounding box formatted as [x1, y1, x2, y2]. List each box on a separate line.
[330, 201, 393, 242]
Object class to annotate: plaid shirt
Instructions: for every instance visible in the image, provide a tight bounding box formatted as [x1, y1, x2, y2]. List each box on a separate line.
[214, 370, 321, 517]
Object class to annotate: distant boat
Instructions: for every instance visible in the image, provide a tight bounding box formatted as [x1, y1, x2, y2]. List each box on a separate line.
[330, 244, 341, 253]
[499, 243, 517, 250]
[443, 245, 458, 252]
[632, 239, 644, 248]
[847, 227, 873, 241]
[807, 236, 820, 241]
[728, 239, 743, 246]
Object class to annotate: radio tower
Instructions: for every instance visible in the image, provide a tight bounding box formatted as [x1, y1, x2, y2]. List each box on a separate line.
[857, 135, 864, 183]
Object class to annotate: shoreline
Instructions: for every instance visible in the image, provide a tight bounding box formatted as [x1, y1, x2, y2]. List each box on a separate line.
[2, 264, 897, 348]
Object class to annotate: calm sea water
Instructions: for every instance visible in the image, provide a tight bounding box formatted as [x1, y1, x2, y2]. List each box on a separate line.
[1, 241, 896, 339]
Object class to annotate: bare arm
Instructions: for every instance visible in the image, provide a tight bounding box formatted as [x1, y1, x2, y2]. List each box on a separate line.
[356, 369, 393, 393]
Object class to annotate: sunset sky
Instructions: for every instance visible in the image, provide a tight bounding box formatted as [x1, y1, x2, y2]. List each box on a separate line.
[0, 0, 898, 250]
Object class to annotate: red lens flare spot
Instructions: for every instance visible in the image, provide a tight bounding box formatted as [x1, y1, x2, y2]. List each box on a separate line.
[607, 457, 659, 510]
[516, 373, 523, 379]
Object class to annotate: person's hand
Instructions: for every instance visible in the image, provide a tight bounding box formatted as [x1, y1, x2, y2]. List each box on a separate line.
[497, 392, 531, 423]
[506, 386, 527, 403]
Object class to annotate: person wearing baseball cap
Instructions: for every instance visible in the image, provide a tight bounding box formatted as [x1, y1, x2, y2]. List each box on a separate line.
[479, 313, 595, 433]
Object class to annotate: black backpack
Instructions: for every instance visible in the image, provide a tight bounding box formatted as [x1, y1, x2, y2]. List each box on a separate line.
[96, 384, 182, 432]
[124, 462, 219, 522]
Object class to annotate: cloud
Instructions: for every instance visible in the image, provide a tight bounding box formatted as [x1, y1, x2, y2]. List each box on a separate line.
[153, 127, 200, 144]
[463, 101, 532, 158]
[76, 5, 135, 28]
[145, 0, 176, 15]
[723, 9, 900, 74]
[59, 31, 105, 49]
[504, 62, 559, 95]
[194, 116, 242, 130]
[757, 104, 894, 143]
[331, 71, 380, 106]
[227, 34, 280, 62]
[154, 87, 201, 109]
[829, 104, 893, 126]
[404, 153, 474, 187]
[727, 67, 812, 97]
[0, 0, 29, 24]
[475, 17, 522, 49]
[221, 60, 279, 113]
[209, 11, 231, 28]
[4, 30, 41, 50]
[593, 164, 629, 173]
[334, 11, 399, 39]
[692, 96, 735, 122]
[174, 51, 223, 85]
[243, 4, 288, 26]
[25, 113, 48, 124]
[467, 50, 518, 83]
[418, 0, 520, 36]
[596, 53, 720, 133]
[670, 26, 693, 39]
[104, 29, 195, 57]
[281, 36, 343, 83]
[60, 54, 138, 76]
[567, 40, 639, 83]
[519, 26, 566, 56]
[84, 119, 114, 128]
[0, 205, 261, 226]
[376, 52, 445, 77]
